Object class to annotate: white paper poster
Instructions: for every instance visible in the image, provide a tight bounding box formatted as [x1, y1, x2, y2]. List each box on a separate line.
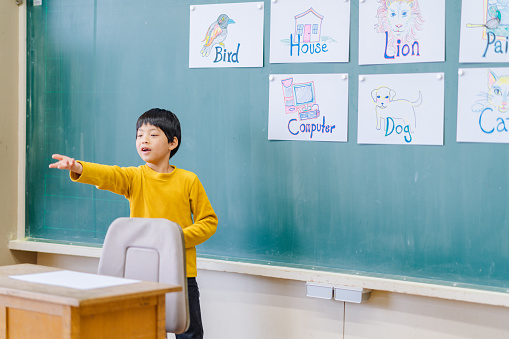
[270, 0, 350, 63]
[189, 2, 264, 68]
[459, 1, 509, 63]
[358, 0, 445, 65]
[268, 73, 349, 142]
[457, 67, 509, 143]
[357, 73, 444, 145]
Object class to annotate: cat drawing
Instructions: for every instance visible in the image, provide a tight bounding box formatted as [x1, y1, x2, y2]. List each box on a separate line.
[472, 69, 509, 113]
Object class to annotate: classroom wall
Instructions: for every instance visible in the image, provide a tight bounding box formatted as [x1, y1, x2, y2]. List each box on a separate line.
[38, 252, 509, 339]
[1, 1, 36, 266]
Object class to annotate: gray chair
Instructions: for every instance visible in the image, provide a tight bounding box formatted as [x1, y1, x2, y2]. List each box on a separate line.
[98, 217, 189, 334]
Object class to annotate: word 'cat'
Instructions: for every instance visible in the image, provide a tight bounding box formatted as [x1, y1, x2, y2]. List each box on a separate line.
[479, 107, 509, 134]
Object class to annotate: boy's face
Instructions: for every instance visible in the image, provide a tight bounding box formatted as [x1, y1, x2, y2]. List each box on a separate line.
[136, 123, 177, 167]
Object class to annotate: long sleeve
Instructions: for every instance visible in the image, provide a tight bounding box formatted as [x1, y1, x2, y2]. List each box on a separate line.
[184, 176, 218, 248]
[70, 161, 134, 198]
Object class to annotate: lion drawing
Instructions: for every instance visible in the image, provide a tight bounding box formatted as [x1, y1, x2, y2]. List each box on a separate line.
[375, 0, 424, 54]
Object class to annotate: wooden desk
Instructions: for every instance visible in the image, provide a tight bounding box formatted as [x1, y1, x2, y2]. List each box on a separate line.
[0, 264, 181, 339]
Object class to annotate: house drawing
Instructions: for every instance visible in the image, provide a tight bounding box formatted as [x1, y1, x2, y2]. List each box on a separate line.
[294, 8, 324, 43]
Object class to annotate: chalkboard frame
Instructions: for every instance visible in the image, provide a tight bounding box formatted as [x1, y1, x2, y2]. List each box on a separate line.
[24, 0, 509, 291]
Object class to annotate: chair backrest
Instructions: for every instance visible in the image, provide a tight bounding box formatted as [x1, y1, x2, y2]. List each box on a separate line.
[98, 217, 189, 334]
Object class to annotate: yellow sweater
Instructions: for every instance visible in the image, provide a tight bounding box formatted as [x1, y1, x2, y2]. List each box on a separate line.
[71, 162, 218, 277]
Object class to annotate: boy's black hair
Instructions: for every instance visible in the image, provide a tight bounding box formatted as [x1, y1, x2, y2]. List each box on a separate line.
[136, 108, 181, 159]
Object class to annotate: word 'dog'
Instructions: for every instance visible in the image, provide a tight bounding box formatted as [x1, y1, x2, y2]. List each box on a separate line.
[385, 117, 412, 143]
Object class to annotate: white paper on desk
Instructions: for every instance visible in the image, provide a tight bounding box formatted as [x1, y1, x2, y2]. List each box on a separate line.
[10, 271, 140, 290]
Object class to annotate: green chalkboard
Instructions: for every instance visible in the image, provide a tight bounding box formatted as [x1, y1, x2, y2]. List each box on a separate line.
[26, 0, 509, 291]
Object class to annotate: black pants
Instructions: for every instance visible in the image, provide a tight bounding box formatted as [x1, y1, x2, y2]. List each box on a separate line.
[176, 277, 203, 339]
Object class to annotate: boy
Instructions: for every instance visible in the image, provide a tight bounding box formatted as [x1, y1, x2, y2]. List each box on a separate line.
[50, 108, 218, 339]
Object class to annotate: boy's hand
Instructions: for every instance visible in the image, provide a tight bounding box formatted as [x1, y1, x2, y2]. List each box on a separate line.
[49, 154, 83, 174]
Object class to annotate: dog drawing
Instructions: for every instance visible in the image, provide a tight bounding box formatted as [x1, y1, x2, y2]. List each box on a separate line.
[371, 86, 422, 132]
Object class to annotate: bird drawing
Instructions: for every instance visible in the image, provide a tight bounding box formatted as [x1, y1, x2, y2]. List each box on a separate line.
[201, 14, 235, 57]
[467, 8, 501, 30]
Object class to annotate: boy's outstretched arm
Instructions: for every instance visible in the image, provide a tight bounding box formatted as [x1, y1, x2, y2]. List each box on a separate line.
[49, 154, 83, 174]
